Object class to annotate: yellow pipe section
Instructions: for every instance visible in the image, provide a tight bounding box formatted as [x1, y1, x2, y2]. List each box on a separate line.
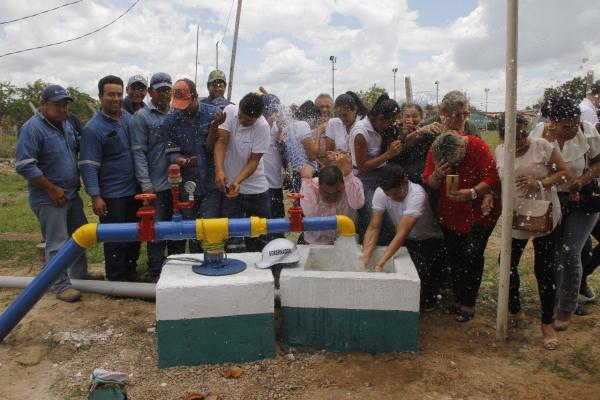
[196, 218, 229, 243]
[250, 216, 268, 237]
[71, 223, 98, 249]
[336, 215, 356, 236]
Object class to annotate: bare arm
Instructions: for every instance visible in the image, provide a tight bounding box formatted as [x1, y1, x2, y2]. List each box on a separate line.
[361, 212, 383, 268]
[373, 216, 418, 272]
[206, 110, 225, 149]
[214, 128, 230, 192]
[354, 135, 401, 173]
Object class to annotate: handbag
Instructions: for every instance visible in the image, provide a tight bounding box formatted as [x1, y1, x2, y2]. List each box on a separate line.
[512, 187, 553, 234]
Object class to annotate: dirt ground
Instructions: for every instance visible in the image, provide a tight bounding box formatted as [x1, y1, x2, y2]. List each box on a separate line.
[1, 259, 600, 400]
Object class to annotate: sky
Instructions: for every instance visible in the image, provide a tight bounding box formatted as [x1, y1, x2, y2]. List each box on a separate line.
[0, 0, 599, 112]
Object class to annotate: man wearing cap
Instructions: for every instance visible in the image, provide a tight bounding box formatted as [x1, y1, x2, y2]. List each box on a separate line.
[215, 93, 271, 252]
[123, 74, 148, 114]
[164, 79, 223, 251]
[80, 75, 141, 282]
[15, 85, 89, 302]
[200, 69, 232, 109]
[129, 72, 183, 281]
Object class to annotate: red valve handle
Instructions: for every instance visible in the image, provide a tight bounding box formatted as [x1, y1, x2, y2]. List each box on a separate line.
[135, 193, 157, 202]
[287, 193, 304, 200]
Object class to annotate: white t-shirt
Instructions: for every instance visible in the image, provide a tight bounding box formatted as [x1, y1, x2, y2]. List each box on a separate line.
[529, 121, 600, 192]
[371, 183, 442, 240]
[580, 98, 599, 126]
[262, 121, 283, 189]
[218, 104, 270, 194]
[325, 116, 361, 152]
[496, 138, 562, 239]
[349, 117, 383, 168]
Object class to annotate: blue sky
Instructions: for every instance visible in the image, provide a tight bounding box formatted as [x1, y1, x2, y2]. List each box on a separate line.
[0, 0, 599, 111]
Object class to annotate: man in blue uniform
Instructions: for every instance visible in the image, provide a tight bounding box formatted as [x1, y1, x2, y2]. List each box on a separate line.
[80, 75, 140, 281]
[200, 70, 232, 109]
[123, 75, 148, 114]
[15, 85, 89, 302]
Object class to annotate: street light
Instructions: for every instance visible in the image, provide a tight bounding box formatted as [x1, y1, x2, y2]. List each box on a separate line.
[434, 81, 439, 107]
[329, 56, 336, 100]
[484, 88, 490, 132]
[392, 68, 398, 101]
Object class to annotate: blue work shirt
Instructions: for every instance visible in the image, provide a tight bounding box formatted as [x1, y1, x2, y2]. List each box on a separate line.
[15, 113, 80, 207]
[79, 111, 138, 198]
[164, 102, 219, 195]
[200, 96, 232, 110]
[122, 96, 146, 115]
[129, 102, 172, 192]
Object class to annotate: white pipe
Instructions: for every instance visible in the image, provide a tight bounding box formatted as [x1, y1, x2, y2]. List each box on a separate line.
[0, 277, 156, 299]
[496, 0, 519, 341]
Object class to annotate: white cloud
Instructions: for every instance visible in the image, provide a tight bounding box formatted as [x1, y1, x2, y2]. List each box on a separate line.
[0, 0, 598, 110]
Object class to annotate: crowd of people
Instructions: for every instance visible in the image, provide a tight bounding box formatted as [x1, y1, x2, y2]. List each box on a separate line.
[14, 68, 600, 350]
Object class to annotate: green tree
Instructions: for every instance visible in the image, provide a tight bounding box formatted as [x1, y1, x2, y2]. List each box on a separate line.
[357, 84, 387, 110]
[539, 76, 587, 106]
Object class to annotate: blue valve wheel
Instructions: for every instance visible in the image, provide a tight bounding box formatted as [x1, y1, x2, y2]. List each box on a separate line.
[192, 258, 246, 276]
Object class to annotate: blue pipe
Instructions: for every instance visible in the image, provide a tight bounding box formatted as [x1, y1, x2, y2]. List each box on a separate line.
[0, 215, 351, 342]
[0, 239, 85, 342]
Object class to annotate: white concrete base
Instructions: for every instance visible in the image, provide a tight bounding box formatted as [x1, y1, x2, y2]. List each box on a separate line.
[281, 245, 420, 312]
[156, 253, 275, 367]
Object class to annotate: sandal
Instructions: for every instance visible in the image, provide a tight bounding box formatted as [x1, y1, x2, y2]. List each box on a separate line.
[455, 310, 475, 322]
[554, 319, 570, 331]
[541, 324, 558, 351]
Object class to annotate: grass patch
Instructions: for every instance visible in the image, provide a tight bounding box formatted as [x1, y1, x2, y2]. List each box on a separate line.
[0, 133, 17, 158]
[481, 130, 500, 151]
[538, 358, 578, 380]
[0, 239, 39, 270]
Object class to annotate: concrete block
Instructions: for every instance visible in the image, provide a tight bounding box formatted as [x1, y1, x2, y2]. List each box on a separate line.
[156, 253, 275, 367]
[280, 245, 420, 353]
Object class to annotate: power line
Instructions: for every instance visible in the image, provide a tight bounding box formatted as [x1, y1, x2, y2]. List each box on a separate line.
[0, 0, 84, 25]
[0, 0, 141, 59]
[220, 0, 236, 45]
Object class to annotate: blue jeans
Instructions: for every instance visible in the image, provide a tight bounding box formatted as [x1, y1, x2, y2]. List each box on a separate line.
[222, 191, 271, 252]
[146, 189, 186, 276]
[99, 196, 141, 281]
[32, 195, 88, 292]
[555, 196, 598, 313]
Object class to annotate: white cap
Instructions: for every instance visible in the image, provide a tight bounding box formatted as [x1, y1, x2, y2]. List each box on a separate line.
[255, 238, 300, 269]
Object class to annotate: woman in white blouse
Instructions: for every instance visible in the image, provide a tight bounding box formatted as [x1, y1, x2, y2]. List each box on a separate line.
[324, 91, 367, 153]
[495, 113, 570, 350]
[529, 95, 600, 331]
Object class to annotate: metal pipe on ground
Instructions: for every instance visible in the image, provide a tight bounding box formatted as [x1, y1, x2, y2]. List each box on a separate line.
[0, 276, 156, 299]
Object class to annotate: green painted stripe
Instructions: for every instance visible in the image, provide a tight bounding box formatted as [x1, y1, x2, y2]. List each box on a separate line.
[157, 313, 275, 368]
[281, 307, 419, 353]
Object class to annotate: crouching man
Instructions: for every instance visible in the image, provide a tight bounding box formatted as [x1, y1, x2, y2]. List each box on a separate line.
[300, 152, 364, 245]
[361, 164, 444, 310]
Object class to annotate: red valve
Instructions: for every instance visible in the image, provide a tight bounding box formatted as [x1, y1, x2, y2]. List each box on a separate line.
[135, 193, 156, 242]
[287, 192, 304, 232]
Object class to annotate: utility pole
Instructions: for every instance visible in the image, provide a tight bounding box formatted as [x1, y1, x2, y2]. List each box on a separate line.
[405, 76, 413, 103]
[227, 0, 242, 101]
[434, 81, 439, 107]
[194, 25, 199, 85]
[329, 56, 336, 100]
[392, 68, 398, 101]
[484, 88, 490, 132]
[216, 42, 219, 69]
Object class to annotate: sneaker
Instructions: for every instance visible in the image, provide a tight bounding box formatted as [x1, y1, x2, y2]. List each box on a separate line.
[56, 287, 81, 302]
[579, 286, 596, 304]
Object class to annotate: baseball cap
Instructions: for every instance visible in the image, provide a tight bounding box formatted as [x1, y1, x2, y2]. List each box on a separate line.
[127, 74, 148, 88]
[255, 238, 301, 269]
[171, 80, 194, 109]
[207, 69, 227, 84]
[41, 85, 73, 102]
[150, 72, 172, 90]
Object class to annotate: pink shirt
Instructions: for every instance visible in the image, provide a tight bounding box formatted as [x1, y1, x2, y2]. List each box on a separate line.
[300, 173, 365, 244]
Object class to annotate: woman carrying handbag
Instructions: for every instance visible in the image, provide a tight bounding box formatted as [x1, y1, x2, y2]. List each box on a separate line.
[529, 94, 600, 331]
[493, 113, 570, 350]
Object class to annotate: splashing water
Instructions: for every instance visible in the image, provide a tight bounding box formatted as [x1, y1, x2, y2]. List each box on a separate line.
[332, 234, 364, 272]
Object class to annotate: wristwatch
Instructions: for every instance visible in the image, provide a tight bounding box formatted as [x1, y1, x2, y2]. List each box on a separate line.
[470, 188, 478, 200]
